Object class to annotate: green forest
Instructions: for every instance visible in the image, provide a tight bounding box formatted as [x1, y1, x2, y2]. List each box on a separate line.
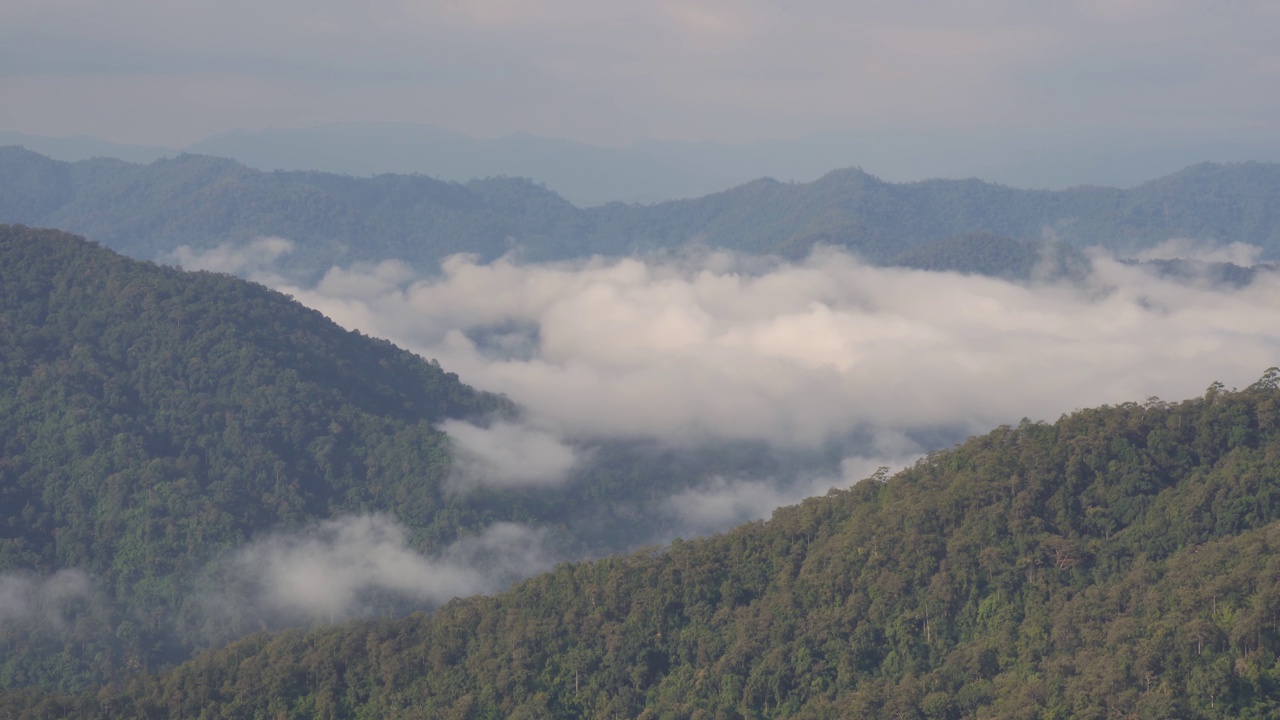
[0, 224, 510, 688]
[5, 369, 1280, 718]
[4, 147, 1280, 275]
[0, 225, 842, 692]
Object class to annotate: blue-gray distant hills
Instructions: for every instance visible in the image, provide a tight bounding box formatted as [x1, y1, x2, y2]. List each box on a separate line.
[3, 145, 1280, 278]
[9, 123, 1280, 207]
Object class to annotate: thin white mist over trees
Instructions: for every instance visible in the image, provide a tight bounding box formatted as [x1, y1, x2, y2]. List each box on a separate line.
[0, 570, 95, 631]
[188, 516, 558, 641]
[441, 420, 582, 491]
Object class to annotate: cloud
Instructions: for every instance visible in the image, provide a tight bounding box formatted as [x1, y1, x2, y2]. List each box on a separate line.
[0, 569, 94, 631]
[664, 476, 812, 534]
[166, 237, 294, 278]
[217, 515, 556, 622]
[440, 520, 560, 583]
[270, 245, 1280, 452]
[442, 419, 581, 491]
[661, 454, 915, 536]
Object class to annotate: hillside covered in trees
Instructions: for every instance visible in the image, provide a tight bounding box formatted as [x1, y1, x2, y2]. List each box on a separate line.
[3, 147, 1280, 277]
[0, 226, 852, 692]
[0, 225, 509, 687]
[6, 372, 1280, 718]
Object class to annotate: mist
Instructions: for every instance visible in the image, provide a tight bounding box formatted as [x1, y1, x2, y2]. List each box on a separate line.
[167, 239, 1280, 550]
[0, 569, 95, 633]
[663, 457, 892, 537]
[260, 245, 1279, 442]
[193, 515, 558, 636]
[442, 419, 582, 491]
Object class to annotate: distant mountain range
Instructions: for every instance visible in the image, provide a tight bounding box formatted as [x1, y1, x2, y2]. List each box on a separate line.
[6, 123, 1280, 207]
[3, 147, 1280, 279]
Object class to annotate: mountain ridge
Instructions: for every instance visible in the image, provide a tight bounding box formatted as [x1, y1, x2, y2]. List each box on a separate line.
[9, 123, 1280, 206]
[5, 374, 1280, 717]
[5, 148, 1280, 277]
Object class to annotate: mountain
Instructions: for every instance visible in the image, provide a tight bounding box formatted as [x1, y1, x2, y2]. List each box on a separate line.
[884, 233, 1276, 286]
[887, 233, 1092, 282]
[185, 123, 736, 207]
[0, 225, 842, 690]
[10, 124, 1280, 206]
[0, 225, 513, 687]
[5, 148, 1280, 275]
[6, 374, 1280, 718]
[0, 132, 170, 166]
[0, 148, 589, 278]
[0, 124, 745, 208]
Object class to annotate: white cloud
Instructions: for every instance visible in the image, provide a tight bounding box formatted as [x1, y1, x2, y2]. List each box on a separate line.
[442, 419, 581, 491]
[272, 246, 1280, 451]
[0, 569, 94, 630]
[166, 237, 294, 277]
[225, 515, 555, 621]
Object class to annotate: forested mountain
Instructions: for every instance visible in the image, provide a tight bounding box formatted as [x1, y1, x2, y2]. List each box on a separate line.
[6, 374, 1280, 719]
[0, 226, 843, 691]
[4, 147, 1280, 277]
[885, 233, 1274, 285]
[0, 225, 506, 687]
[183, 124, 736, 207]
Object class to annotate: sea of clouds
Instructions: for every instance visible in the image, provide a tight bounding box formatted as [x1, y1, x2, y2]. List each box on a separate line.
[148, 237, 1280, 622]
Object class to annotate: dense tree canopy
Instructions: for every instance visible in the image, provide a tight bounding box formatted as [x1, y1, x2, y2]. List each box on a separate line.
[7, 370, 1280, 718]
[0, 225, 519, 688]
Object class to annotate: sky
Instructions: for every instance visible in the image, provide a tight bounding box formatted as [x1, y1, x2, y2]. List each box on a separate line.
[3, 0, 1280, 148]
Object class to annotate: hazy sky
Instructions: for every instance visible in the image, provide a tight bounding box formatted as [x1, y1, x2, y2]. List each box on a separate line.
[3, 0, 1279, 147]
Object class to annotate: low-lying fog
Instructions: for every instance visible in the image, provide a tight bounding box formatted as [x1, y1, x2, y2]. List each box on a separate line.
[10, 238, 1276, 638]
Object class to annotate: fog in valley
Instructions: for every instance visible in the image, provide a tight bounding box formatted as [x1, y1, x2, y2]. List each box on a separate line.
[116, 236, 1279, 627]
[5, 0, 1280, 709]
[3, 235, 1274, 638]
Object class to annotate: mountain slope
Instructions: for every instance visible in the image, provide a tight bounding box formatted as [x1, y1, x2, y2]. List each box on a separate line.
[0, 225, 846, 691]
[887, 233, 1092, 281]
[10, 374, 1280, 718]
[13, 123, 1280, 205]
[0, 225, 512, 687]
[5, 148, 1280, 273]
